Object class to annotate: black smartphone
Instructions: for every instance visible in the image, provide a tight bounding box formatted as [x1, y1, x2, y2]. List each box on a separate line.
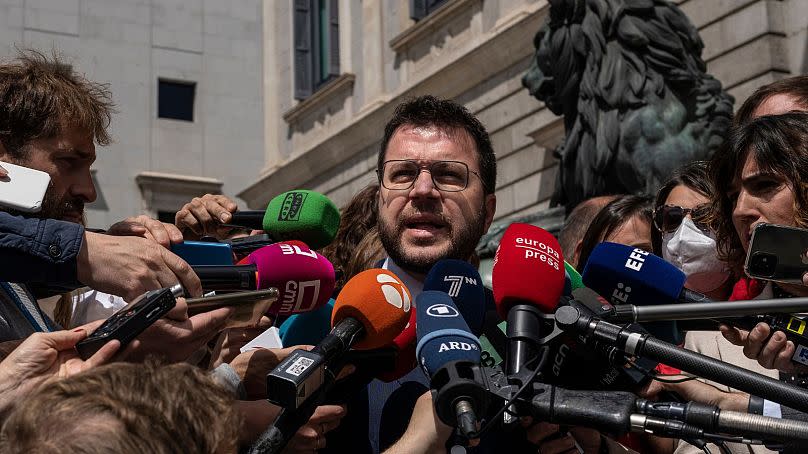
[745, 223, 808, 284]
[224, 234, 275, 255]
[76, 284, 183, 360]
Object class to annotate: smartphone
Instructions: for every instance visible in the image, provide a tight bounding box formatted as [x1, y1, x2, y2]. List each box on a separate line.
[224, 234, 275, 255]
[76, 284, 183, 360]
[171, 241, 234, 266]
[0, 161, 51, 213]
[187, 289, 279, 328]
[745, 223, 808, 284]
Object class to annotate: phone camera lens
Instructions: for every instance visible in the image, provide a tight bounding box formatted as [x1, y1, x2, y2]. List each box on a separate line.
[751, 252, 778, 277]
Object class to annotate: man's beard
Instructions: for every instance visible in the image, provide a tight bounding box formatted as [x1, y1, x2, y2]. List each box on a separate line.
[1, 184, 85, 225]
[378, 204, 487, 275]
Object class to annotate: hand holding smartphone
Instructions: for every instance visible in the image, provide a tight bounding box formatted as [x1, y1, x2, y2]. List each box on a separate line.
[186, 289, 279, 329]
[0, 161, 51, 213]
[76, 284, 184, 360]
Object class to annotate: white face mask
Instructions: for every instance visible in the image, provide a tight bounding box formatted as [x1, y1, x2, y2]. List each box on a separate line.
[662, 217, 731, 294]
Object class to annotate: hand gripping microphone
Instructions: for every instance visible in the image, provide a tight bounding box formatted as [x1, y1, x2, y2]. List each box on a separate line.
[415, 290, 488, 438]
[267, 268, 412, 410]
[225, 190, 340, 249]
[492, 223, 565, 376]
[193, 242, 335, 316]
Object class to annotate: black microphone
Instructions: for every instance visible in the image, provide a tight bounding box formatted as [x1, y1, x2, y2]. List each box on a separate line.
[555, 305, 808, 414]
[583, 242, 808, 366]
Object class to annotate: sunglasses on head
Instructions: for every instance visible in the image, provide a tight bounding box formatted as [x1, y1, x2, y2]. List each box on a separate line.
[653, 204, 711, 233]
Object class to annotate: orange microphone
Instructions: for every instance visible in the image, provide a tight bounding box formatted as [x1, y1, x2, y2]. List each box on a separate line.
[267, 268, 412, 410]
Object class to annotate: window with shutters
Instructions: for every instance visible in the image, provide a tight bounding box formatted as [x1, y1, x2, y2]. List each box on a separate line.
[410, 0, 450, 21]
[293, 0, 339, 100]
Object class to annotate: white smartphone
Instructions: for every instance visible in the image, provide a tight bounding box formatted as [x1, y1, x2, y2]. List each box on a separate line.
[0, 161, 51, 213]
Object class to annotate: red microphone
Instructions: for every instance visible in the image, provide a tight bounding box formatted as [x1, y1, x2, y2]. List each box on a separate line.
[492, 223, 565, 375]
[194, 241, 335, 316]
[376, 308, 417, 382]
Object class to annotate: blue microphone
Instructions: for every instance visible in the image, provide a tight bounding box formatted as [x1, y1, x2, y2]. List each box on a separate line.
[582, 242, 687, 343]
[415, 290, 487, 438]
[423, 259, 486, 336]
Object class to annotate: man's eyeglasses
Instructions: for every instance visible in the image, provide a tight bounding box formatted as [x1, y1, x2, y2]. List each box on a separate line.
[653, 204, 711, 233]
[378, 160, 485, 192]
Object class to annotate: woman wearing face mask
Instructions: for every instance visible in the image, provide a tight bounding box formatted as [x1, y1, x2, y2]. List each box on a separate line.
[652, 161, 733, 300]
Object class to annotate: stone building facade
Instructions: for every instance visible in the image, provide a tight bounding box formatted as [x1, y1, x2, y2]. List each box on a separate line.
[242, 0, 808, 225]
[0, 0, 265, 228]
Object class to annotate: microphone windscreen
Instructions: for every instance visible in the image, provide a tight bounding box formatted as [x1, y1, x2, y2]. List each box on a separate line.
[582, 242, 685, 306]
[423, 259, 486, 336]
[245, 242, 335, 315]
[581, 242, 685, 343]
[278, 299, 335, 347]
[263, 190, 340, 250]
[415, 291, 481, 378]
[492, 223, 566, 319]
[332, 269, 412, 350]
[564, 261, 584, 296]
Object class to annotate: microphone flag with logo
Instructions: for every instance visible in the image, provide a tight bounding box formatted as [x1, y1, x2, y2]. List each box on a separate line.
[582, 242, 686, 343]
[193, 241, 335, 316]
[225, 189, 340, 249]
[267, 268, 411, 410]
[331, 268, 412, 350]
[416, 290, 481, 377]
[423, 259, 486, 335]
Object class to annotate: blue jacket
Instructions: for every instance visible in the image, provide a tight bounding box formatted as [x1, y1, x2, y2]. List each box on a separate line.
[0, 212, 84, 285]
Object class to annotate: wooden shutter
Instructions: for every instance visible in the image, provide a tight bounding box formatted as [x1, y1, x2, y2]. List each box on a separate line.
[327, 0, 340, 77]
[410, 0, 427, 21]
[293, 0, 313, 100]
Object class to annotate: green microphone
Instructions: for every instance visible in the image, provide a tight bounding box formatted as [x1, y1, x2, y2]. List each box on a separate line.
[564, 260, 584, 294]
[227, 190, 340, 249]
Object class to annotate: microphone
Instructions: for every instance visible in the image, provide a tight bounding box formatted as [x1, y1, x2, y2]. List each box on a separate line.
[554, 305, 808, 415]
[415, 290, 487, 438]
[492, 223, 565, 376]
[423, 259, 486, 335]
[378, 259, 488, 382]
[193, 242, 335, 316]
[224, 190, 340, 249]
[267, 268, 412, 410]
[581, 242, 690, 343]
[563, 261, 584, 296]
[583, 242, 808, 365]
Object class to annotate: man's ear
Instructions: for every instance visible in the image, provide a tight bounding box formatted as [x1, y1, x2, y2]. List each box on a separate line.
[573, 240, 584, 269]
[482, 194, 496, 233]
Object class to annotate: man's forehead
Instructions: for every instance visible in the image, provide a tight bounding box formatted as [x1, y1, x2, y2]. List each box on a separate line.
[387, 124, 477, 163]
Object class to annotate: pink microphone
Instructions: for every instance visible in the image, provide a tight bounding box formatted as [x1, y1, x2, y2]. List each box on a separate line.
[193, 242, 335, 316]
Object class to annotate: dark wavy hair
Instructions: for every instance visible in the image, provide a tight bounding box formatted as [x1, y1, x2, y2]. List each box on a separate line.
[320, 184, 380, 289]
[708, 112, 808, 269]
[651, 161, 713, 256]
[576, 194, 654, 273]
[377, 95, 496, 194]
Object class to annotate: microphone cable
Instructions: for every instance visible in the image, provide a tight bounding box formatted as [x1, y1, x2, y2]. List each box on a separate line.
[472, 346, 550, 440]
